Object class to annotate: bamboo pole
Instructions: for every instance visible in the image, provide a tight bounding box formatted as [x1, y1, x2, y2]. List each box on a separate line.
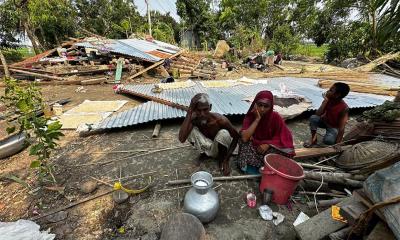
[167, 174, 261, 185]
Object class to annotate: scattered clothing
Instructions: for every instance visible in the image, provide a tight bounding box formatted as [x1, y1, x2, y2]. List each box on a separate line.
[237, 140, 291, 171]
[188, 127, 233, 158]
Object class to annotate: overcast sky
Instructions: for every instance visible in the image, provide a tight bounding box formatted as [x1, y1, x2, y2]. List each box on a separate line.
[133, 0, 180, 21]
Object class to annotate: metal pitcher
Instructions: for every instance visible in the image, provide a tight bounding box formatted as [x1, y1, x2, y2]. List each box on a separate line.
[183, 171, 219, 223]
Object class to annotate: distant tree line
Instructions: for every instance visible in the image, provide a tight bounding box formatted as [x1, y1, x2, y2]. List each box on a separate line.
[0, 0, 399, 62]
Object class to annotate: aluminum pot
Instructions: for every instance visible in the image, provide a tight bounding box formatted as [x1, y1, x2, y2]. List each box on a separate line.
[0, 132, 26, 159]
[183, 171, 219, 223]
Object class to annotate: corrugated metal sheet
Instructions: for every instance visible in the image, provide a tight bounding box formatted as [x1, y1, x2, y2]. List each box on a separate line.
[98, 101, 186, 129]
[98, 77, 393, 129]
[120, 77, 393, 111]
[75, 38, 180, 62]
[75, 40, 159, 62]
[119, 39, 178, 54]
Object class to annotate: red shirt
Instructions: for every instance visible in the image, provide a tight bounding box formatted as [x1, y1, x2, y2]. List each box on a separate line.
[322, 100, 348, 128]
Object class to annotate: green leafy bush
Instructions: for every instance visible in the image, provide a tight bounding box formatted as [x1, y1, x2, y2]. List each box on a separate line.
[269, 24, 300, 55]
[1, 78, 64, 183]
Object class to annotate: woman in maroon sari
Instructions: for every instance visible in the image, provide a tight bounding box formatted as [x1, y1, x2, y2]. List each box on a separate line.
[238, 91, 295, 173]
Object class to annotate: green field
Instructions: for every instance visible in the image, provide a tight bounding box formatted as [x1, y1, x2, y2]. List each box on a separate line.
[294, 44, 328, 58]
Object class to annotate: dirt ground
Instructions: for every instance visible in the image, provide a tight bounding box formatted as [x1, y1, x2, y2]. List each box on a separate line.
[0, 62, 360, 240]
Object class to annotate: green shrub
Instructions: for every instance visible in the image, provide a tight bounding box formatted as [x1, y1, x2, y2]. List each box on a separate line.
[2, 48, 23, 62]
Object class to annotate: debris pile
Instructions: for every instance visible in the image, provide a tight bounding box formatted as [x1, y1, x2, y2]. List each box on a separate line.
[1, 37, 184, 85]
[292, 99, 400, 239]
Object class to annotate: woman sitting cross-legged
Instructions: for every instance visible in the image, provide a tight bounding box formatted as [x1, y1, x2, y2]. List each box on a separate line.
[238, 91, 295, 174]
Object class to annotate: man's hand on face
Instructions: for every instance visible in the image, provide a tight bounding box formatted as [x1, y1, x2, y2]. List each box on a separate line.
[190, 111, 197, 121]
[189, 94, 202, 111]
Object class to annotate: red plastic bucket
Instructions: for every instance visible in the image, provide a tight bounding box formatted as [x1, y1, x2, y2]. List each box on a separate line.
[259, 154, 304, 205]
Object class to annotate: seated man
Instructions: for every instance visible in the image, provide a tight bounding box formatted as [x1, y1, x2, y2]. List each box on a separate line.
[306, 82, 350, 146]
[179, 93, 239, 176]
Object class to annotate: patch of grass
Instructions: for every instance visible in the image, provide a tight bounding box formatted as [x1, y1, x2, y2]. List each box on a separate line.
[17, 47, 36, 58]
[2, 47, 35, 63]
[294, 44, 328, 58]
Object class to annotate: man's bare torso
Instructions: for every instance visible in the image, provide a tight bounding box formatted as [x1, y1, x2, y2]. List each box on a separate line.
[192, 112, 226, 140]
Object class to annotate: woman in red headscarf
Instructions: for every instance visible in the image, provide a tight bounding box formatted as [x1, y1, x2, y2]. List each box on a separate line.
[238, 91, 295, 173]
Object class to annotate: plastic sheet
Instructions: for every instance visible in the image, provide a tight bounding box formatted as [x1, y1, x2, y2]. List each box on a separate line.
[0, 219, 55, 240]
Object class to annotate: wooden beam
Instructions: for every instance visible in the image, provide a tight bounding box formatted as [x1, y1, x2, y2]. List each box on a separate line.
[129, 50, 183, 80]
[294, 146, 346, 160]
[80, 77, 108, 85]
[8, 68, 67, 81]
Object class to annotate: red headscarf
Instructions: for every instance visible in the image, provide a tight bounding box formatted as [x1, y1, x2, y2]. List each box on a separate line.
[241, 91, 295, 156]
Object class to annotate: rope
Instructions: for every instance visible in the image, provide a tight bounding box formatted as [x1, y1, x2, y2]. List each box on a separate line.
[314, 168, 324, 214]
[348, 195, 400, 239]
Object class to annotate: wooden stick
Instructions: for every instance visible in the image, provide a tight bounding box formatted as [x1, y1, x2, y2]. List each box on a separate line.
[90, 176, 113, 187]
[296, 191, 346, 198]
[152, 123, 162, 138]
[80, 78, 107, 85]
[175, 169, 180, 204]
[0, 79, 83, 87]
[156, 183, 223, 193]
[167, 174, 262, 185]
[294, 147, 344, 160]
[129, 60, 164, 79]
[213, 184, 222, 190]
[30, 189, 114, 221]
[88, 150, 149, 154]
[106, 171, 157, 183]
[299, 163, 338, 171]
[129, 50, 183, 80]
[157, 185, 191, 192]
[304, 171, 364, 188]
[304, 171, 366, 181]
[274, 64, 285, 71]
